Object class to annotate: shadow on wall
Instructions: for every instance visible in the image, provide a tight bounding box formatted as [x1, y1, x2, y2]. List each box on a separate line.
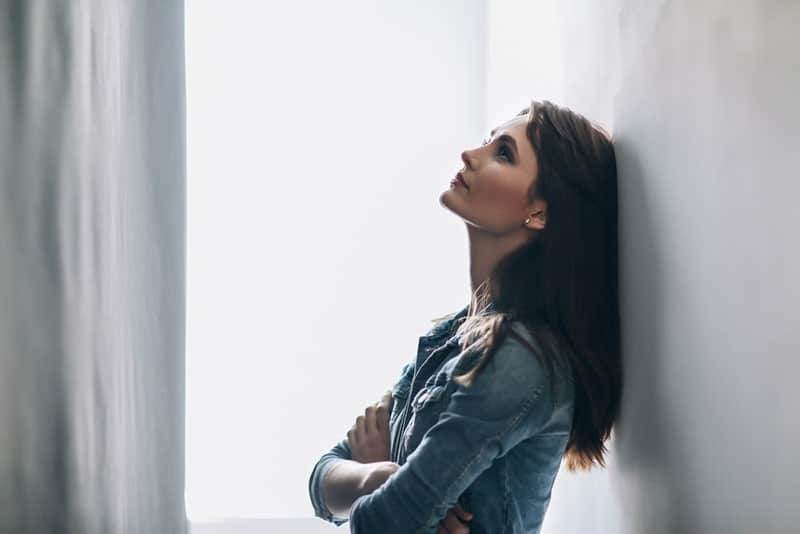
[612, 134, 688, 533]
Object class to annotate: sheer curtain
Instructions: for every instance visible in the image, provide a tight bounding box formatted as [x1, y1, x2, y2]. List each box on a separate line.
[0, 2, 187, 532]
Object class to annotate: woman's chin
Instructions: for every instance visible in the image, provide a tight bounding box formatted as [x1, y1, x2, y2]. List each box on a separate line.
[439, 189, 453, 208]
[439, 188, 462, 212]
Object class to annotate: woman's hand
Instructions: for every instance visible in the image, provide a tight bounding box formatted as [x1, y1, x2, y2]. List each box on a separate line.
[348, 390, 393, 464]
[437, 502, 473, 534]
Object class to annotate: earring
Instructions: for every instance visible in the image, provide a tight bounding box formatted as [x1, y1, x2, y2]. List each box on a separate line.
[524, 218, 531, 225]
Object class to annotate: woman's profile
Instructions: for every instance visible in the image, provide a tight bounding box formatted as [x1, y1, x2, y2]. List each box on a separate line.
[309, 99, 622, 533]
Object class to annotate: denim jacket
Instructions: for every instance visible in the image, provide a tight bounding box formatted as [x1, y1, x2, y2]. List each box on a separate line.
[308, 304, 575, 533]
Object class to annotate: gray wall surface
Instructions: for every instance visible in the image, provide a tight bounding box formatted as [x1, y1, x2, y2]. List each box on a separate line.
[614, 2, 799, 532]
[523, 1, 799, 533]
[0, 1, 187, 533]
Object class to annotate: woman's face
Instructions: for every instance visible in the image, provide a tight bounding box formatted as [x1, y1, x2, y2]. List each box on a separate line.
[440, 115, 545, 235]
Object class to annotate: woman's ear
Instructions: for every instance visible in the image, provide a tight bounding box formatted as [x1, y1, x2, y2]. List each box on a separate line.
[526, 199, 546, 230]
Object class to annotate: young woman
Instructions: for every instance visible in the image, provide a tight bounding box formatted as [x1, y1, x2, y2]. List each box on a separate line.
[309, 100, 621, 533]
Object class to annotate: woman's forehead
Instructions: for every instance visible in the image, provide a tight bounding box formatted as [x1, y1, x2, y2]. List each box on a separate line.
[490, 115, 528, 137]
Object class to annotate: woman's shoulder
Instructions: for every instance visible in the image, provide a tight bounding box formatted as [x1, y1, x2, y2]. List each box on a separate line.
[503, 319, 572, 382]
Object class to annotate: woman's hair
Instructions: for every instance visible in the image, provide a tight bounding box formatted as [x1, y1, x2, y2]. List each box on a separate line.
[447, 99, 621, 473]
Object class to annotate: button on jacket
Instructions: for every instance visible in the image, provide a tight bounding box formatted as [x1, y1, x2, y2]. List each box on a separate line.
[308, 304, 575, 533]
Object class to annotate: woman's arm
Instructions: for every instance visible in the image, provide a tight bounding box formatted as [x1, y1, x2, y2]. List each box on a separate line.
[322, 460, 399, 518]
[309, 362, 412, 525]
[347, 331, 555, 533]
[308, 401, 399, 525]
[323, 387, 396, 516]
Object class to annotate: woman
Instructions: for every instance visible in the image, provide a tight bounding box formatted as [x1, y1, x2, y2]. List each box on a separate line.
[309, 100, 621, 533]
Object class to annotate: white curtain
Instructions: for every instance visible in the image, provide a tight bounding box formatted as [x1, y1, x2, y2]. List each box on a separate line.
[0, 1, 187, 533]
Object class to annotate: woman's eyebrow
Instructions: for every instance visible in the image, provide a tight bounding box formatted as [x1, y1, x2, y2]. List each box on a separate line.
[488, 131, 518, 159]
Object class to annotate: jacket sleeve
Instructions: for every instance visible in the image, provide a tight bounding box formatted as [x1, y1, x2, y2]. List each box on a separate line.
[347, 330, 555, 534]
[308, 361, 416, 527]
[308, 435, 353, 526]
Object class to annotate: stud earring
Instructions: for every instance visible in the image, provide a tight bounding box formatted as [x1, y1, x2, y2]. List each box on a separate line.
[524, 218, 531, 225]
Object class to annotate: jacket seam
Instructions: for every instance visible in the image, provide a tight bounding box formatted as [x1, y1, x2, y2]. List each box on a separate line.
[502, 459, 510, 534]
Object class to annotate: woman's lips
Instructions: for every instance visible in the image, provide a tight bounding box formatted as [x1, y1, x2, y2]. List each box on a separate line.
[451, 172, 469, 190]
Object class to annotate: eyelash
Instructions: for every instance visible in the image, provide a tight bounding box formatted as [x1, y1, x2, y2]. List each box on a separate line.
[481, 138, 512, 162]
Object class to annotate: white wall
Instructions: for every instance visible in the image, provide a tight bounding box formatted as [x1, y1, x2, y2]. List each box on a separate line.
[185, 0, 487, 523]
[486, 0, 567, 128]
[488, 0, 800, 532]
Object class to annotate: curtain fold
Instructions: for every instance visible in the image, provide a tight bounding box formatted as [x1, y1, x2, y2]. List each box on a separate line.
[0, 1, 187, 532]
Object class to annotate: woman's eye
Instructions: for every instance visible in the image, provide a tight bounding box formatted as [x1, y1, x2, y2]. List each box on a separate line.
[481, 138, 511, 162]
[498, 144, 512, 162]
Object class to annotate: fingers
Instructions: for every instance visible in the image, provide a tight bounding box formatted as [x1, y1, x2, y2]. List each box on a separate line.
[378, 390, 392, 432]
[453, 503, 473, 522]
[381, 389, 392, 405]
[365, 400, 382, 434]
[358, 413, 368, 439]
[350, 412, 369, 445]
[381, 390, 393, 412]
[364, 390, 392, 434]
[348, 417, 360, 446]
[349, 390, 393, 445]
[350, 390, 394, 447]
[439, 509, 470, 534]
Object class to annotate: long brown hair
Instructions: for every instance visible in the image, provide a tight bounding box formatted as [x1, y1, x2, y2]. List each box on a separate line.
[447, 99, 621, 473]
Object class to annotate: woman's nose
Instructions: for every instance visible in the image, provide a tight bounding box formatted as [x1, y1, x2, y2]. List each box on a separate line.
[461, 150, 474, 170]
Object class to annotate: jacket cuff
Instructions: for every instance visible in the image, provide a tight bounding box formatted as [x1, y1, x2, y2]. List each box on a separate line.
[309, 458, 350, 526]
